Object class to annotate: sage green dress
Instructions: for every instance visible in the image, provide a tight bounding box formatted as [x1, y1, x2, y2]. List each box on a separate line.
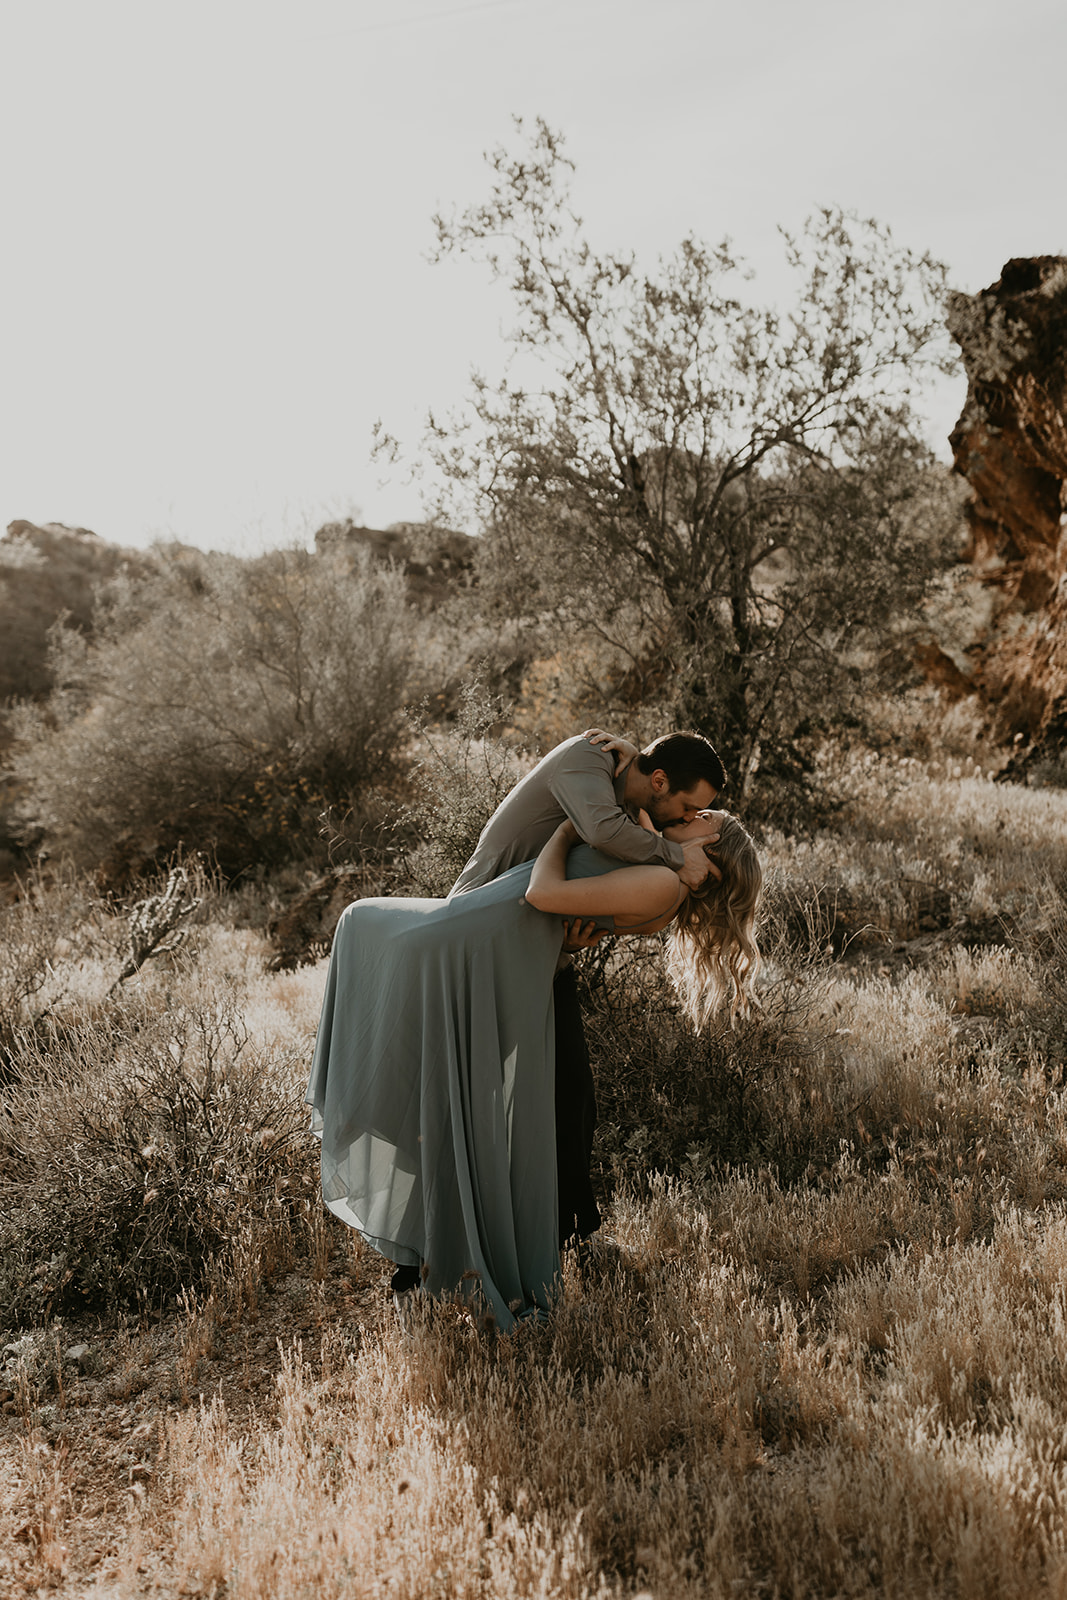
[305, 846, 618, 1333]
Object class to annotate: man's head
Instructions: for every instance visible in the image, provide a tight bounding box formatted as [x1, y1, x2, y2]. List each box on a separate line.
[629, 732, 727, 827]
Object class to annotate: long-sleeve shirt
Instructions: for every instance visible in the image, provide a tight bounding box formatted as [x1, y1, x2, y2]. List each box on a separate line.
[449, 733, 686, 896]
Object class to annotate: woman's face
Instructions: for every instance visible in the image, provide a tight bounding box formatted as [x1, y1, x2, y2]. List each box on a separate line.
[661, 809, 727, 846]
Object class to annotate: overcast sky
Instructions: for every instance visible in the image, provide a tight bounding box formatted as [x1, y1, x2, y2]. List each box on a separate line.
[3, 0, 1063, 554]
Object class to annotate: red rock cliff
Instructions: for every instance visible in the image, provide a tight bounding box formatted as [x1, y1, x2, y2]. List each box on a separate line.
[947, 256, 1067, 764]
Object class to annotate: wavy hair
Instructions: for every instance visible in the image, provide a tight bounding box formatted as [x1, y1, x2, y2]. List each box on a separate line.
[665, 813, 762, 1028]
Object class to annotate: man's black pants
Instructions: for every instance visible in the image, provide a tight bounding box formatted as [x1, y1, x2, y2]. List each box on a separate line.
[553, 965, 601, 1242]
[392, 964, 598, 1294]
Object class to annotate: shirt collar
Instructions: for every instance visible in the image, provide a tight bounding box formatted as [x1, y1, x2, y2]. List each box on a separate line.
[614, 758, 637, 817]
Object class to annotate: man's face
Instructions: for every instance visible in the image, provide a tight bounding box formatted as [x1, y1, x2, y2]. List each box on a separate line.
[661, 809, 727, 844]
[646, 776, 718, 828]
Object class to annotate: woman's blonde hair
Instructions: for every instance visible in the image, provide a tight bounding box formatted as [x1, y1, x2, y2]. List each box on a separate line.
[665, 813, 762, 1028]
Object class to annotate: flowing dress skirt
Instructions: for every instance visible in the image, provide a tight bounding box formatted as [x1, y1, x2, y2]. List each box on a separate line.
[306, 858, 576, 1331]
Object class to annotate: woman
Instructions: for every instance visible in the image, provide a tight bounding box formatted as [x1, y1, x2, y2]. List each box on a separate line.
[306, 810, 761, 1332]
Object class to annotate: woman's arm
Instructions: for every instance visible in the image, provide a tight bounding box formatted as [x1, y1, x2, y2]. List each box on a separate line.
[525, 821, 684, 923]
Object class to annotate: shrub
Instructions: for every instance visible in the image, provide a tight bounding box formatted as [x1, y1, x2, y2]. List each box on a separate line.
[577, 937, 828, 1185]
[398, 675, 526, 898]
[9, 543, 427, 877]
[0, 520, 148, 704]
[0, 865, 96, 1072]
[0, 973, 315, 1325]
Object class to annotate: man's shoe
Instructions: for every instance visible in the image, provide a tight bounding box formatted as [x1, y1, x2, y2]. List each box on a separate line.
[572, 1231, 622, 1281]
[390, 1261, 422, 1333]
[393, 1287, 419, 1333]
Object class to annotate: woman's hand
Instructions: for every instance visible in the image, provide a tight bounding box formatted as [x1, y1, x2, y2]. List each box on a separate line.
[554, 818, 580, 846]
[583, 728, 640, 773]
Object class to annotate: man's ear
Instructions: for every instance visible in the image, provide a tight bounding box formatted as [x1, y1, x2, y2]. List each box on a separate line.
[649, 769, 670, 793]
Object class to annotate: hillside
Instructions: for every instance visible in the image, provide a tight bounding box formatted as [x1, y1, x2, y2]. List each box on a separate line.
[0, 519, 476, 720]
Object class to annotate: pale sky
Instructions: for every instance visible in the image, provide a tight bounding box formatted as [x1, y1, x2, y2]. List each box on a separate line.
[3, 0, 1063, 554]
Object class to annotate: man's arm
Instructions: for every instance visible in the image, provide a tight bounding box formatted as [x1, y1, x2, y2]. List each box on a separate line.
[547, 740, 685, 870]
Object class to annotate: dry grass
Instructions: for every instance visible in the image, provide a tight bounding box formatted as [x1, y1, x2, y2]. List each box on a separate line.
[2, 759, 1067, 1596]
[103, 1193, 1067, 1600]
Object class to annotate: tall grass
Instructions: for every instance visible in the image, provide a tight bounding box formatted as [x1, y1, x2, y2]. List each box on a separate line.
[151, 1192, 1067, 1599]
[3, 761, 1067, 1596]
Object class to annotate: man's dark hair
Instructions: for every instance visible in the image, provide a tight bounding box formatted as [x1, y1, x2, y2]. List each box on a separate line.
[637, 732, 727, 794]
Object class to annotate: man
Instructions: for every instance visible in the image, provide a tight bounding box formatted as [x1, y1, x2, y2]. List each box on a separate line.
[449, 729, 726, 1245]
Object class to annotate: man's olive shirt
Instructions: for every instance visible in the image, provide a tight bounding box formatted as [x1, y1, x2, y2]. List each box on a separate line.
[449, 734, 686, 896]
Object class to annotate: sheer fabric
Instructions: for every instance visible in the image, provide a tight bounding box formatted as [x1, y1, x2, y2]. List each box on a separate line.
[306, 848, 617, 1331]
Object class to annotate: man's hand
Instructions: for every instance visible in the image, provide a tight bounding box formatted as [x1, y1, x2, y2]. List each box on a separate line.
[561, 917, 610, 953]
[582, 728, 640, 775]
[677, 839, 723, 891]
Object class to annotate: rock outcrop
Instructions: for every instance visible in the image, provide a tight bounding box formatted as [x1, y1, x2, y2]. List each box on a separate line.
[314, 519, 475, 607]
[946, 257, 1067, 768]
